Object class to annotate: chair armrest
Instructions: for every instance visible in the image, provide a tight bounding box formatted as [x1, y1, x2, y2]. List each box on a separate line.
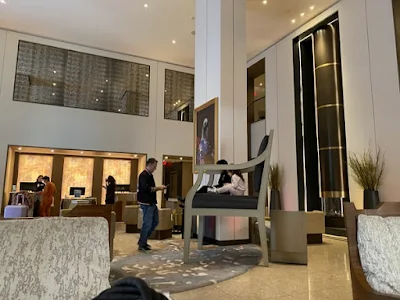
[184, 171, 204, 207]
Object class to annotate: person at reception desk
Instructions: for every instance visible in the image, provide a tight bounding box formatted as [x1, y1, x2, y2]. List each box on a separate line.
[104, 175, 116, 205]
[35, 175, 46, 192]
[33, 175, 45, 217]
[137, 158, 166, 252]
[37, 176, 56, 217]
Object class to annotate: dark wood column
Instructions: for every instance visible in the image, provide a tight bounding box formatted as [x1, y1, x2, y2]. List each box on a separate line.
[129, 159, 138, 192]
[12, 153, 20, 186]
[92, 157, 104, 204]
[51, 155, 64, 216]
[313, 23, 349, 199]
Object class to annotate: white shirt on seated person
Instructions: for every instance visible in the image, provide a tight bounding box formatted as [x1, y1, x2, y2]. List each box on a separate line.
[214, 172, 246, 196]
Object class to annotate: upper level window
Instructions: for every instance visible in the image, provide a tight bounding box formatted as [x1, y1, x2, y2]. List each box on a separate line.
[164, 69, 194, 122]
[13, 41, 150, 116]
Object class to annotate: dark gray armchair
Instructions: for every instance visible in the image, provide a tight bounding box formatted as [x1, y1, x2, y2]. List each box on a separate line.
[183, 130, 274, 266]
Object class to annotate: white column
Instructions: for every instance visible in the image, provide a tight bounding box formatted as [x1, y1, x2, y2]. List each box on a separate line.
[195, 0, 248, 242]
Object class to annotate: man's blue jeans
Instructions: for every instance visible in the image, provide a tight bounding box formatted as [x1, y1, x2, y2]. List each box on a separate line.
[138, 204, 159, 247]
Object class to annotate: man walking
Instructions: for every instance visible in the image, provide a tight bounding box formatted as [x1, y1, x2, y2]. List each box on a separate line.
[137, 158, 166, 252]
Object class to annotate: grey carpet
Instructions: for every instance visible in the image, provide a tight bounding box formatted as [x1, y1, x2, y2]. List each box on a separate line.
[110, 242, 261, 293]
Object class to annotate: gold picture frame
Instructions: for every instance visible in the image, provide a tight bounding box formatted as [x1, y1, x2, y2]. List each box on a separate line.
[193, 97, 219, 172]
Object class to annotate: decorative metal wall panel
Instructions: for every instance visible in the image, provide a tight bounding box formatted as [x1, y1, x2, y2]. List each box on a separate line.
[164, 69, 194, 122]
[13, 41, 150, 116]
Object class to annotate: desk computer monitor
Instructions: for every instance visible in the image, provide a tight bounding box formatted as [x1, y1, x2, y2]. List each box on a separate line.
[115, 184, 130, 192]
[20, 182, 37, 191]
[69, 187, 86, 198]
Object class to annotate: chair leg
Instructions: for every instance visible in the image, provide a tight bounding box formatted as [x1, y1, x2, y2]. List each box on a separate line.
[183, 210, 193, 264]
[198, 216, 204, 250]
[258, 216, 269, 267]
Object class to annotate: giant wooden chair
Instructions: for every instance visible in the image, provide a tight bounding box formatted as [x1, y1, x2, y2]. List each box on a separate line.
[183, 130, 273, 266]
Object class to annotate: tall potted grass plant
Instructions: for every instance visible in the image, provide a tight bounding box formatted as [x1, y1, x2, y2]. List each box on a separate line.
[347, 147, 385, 209]
[268, 164, 282, 211]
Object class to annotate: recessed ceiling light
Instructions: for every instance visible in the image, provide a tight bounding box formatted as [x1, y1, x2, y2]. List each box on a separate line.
[53, 70, 57, 74]
[108, 153, 111, 156]
[0, 0, 6, 4]
[96, 98, 99, 102]
[144, 4, 148, 8]
[52, 93, 56, 96]
[51, 149, 55, 153]
[80, 151, 84, 154]
[262, 0, 267, 4]
[100, 90, 104, 93]
[180, 157, 183, 160]
[165, 89, 167, 93]
[17, 147, 22, 151]
[310, 5, 315, 10]
[118, 109, 121, 112]
[300, 12, 305, 17]
[172, 40, 176, 44]
[260, 83, 263, 86]
[165, 156, 169, 159]
[145, 74, 149, 77]
[53, 83, 56, 86]
[134, 154, 138, 158]
[105, 79, 109, 83]
[291, 19, 296, 24]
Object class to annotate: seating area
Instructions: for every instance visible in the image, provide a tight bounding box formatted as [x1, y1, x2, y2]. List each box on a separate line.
[3, 129, 399, 300]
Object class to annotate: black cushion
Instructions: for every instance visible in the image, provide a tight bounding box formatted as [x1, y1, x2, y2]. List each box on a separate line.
[192, 193, 258, 210]
[253, 135, 269, 193]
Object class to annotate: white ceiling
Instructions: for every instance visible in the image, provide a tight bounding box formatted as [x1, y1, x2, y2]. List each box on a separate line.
[0, 0, 338, 67]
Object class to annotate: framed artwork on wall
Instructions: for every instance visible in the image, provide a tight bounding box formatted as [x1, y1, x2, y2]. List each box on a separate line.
[194, 97, 219, 170]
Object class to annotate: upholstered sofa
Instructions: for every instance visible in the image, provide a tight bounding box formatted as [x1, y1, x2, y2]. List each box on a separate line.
[125, 205, 140, 233]
[345, 202, 400, 300]
[0, 217, 111, 300]
[138, 207, 173, 239]
[305, 210, 325, 244]
[60, 205, 116, 260]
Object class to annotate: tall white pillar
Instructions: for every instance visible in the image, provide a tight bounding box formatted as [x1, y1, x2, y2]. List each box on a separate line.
[195, 0, 249, 242]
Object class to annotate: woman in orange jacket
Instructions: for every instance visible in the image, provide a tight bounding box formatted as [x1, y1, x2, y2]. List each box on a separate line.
[38, 176, 56, 217]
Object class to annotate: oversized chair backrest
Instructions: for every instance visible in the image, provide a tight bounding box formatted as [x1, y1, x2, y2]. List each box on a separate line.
[253, 135, 270, 194]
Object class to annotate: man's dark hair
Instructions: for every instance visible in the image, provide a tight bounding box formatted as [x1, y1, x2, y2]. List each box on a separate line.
[217, 159, 228, 165]
[43, 176, 50, 181]
[146, 158, 158, 166]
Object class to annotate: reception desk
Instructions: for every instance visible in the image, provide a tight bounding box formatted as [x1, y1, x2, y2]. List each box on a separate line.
[61, 197, 97, 210]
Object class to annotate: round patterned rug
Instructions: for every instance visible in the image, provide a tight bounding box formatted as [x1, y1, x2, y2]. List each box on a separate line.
[110, 242, 261, 293]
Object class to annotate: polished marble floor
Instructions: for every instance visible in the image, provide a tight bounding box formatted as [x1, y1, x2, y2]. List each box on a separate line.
[113, 225, 352, 300]
[171, 237, 352, 300]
